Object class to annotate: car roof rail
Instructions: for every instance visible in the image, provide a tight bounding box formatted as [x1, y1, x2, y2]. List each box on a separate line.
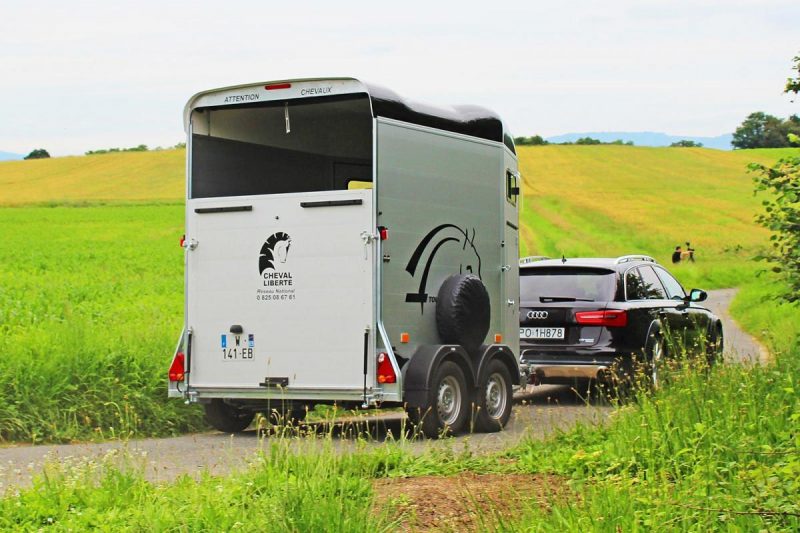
[615, 254, 656, 264]
[519, 256, 551, 266]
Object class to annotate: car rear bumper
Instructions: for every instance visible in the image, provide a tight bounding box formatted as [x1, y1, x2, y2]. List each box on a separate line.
[520, 347, 635, 384]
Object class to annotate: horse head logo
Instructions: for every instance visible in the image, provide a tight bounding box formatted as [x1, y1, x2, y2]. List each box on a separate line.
[259, 232, 292, 274]
[405, 224, 482, 313]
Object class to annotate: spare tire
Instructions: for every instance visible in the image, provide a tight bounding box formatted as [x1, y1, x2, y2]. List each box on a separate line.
[436, 274, 491, 351]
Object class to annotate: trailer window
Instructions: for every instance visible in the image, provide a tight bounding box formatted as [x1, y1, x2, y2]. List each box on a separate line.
[190, 94, 373, 199]
[506, 171, 519, 206]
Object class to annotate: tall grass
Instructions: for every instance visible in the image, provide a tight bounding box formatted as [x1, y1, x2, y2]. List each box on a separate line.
[502, 287, 800, 531]
[0, 205, 203, 442]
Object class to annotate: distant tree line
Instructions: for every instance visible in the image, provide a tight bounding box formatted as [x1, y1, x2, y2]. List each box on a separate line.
[513, 136, 634, 146]
[670, 140, 703, 147]
[732, 112, 800, 149]
[85, 142, 186, 155]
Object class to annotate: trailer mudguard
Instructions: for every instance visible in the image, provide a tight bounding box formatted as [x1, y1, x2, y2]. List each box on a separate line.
[402, 344, 475, 408]
[471, 344, 521, 388]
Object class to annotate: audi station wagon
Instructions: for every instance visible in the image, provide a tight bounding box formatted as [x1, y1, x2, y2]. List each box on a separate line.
[518, 255, 723, 387]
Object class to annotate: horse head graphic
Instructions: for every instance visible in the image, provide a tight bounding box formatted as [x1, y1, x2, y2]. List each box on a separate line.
[405, 224, 482, 313]
[259, 232, 292, 274]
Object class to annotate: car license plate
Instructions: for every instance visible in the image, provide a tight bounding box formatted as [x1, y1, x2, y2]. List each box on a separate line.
[520, 327, 565, 340]
[221, 333, 255, 361]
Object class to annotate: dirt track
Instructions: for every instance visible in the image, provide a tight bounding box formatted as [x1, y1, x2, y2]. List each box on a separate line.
[0, 289, 767, 490]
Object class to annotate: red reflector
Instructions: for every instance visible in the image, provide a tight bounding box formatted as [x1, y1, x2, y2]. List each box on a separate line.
[169, 352, 186, 382]
[379, 226, 388, 241]
[376, 352, 396, 384]
[575, 310, 628, 327]
[180, 234, 185, 248]
[265, 83, 292, 90]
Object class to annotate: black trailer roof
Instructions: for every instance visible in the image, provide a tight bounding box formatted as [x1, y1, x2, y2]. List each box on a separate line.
[185, 77, 516, 154]
[363, 82, 515, 153]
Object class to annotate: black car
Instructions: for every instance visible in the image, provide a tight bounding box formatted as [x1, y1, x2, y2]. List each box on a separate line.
[518, 255, 723, 387]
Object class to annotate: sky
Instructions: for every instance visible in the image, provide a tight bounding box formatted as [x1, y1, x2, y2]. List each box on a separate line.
[1, 0, 798, 156]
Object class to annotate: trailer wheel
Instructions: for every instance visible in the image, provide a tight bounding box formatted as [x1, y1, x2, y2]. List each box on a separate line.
[473, 359, 513, 433]
[436, 274, 490, 352]
[268, 405, 308, 427]
[407, 360, 469, 438]
[204, 399, 255, 433]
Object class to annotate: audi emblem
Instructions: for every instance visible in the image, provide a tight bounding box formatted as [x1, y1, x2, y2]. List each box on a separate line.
[526, 310, 548, 319]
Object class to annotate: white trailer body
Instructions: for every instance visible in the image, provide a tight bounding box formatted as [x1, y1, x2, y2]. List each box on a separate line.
[169, 78, 520, 436]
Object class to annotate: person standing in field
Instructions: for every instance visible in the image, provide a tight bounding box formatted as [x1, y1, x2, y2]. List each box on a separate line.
[685, 241, 695, 262]
[672, 245, 682, 264]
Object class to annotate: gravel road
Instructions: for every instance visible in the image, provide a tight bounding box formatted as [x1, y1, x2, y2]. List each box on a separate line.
[0, 289, 768, 490]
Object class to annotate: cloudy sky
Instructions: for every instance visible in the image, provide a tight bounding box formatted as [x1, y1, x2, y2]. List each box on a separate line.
[1, 0, 798, 156]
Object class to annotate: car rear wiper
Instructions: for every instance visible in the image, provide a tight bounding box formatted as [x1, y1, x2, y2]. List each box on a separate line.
[539, 296, 594, 302]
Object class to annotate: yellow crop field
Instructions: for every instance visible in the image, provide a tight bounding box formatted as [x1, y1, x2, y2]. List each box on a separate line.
[0, 149, 185, 205]
[517, 145, 800, 288]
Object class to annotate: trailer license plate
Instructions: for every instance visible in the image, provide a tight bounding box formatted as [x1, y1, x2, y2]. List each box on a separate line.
[221, 333, 255, 361]
[520, 327, 565, 340]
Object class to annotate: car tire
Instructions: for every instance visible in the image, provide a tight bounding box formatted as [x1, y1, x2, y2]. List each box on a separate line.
[646, 334, 666, 390]
[707, 322, 724, 366]
[204, 399, 255, 433]
[473, 359, 513, 433]
[435, 274, 490, 352]
[407, 360, 469, 438]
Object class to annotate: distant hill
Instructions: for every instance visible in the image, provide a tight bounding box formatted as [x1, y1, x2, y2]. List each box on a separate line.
[545, 132, 733, 150]
[0, 151, 24, 161]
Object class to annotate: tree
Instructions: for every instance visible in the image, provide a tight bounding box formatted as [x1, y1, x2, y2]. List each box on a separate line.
[732, 112, 788, 149]
[574, 137, 601, 145]
[751, 51, 800, 303]
[24, 148, 50, 160]
[787, 54, 800, 98]
[670, 140, 703, 147]
[513, 135, 548, 146]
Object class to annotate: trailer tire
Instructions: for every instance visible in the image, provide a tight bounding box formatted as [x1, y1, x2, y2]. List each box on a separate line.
[473, 359, 513, 433]
[268, 405, 307, 427]
[436, 274, 490, 352]
[407, 360, 469, 438]
[204, 400, 254, 433]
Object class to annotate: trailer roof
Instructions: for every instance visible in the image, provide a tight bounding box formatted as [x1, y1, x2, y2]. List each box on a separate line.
[184, 77, 515, 153]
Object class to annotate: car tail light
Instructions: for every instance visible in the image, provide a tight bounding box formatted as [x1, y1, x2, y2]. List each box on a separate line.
[265, 83, 291, 90]
[169, 352, 185, 382]
[376, 352, 396, 384]
[575, 310, 628, 327]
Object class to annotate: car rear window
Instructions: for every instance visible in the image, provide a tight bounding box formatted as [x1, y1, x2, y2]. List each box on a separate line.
[520, 267, 616, 302]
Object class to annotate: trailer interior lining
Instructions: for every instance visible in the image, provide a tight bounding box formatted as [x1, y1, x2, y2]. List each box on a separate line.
[191, 94, 372, 199]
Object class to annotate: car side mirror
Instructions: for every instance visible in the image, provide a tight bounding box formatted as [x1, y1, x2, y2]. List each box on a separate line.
[688, 289, 707, 302]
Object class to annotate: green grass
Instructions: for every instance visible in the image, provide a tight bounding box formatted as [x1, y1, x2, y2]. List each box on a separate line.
[1, 145, 799, 530]
[0, 204, 203, 442]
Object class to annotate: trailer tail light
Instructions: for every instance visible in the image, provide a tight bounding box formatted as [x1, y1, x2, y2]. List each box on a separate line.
[378, 226, 388, 240]
[169, 352, 186, 382]
[180, 234, 185, 248]
[575, 310, 628, 327]
[265, 83, 291, 90]
[376, 352, 396, 384]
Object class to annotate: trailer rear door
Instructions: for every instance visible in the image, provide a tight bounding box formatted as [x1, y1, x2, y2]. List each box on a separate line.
[185, 93, 375, 395]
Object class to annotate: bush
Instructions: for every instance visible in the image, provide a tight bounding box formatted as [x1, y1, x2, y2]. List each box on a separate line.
[24, 148, 50, 160]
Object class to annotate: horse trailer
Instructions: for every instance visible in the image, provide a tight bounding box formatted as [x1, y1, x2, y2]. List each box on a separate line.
[168, 77, 521, 437]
